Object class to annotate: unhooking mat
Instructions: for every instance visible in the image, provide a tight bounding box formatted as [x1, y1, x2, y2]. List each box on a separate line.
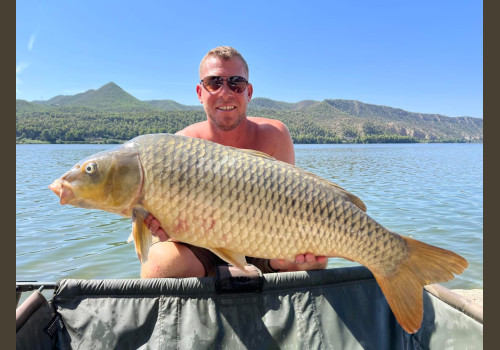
[16, 266, 483, 349]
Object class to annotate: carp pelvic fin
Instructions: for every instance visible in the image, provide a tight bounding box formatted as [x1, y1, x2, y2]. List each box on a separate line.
[208, 248, 248, 271]
[373, 236, 468, 334]
[132, 209, 152, 264]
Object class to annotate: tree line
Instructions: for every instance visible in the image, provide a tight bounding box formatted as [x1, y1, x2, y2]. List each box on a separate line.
[16, 108, 206, 143]
[16, 101, 479, 144]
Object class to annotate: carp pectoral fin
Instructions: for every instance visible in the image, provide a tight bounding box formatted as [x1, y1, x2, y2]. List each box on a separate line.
[372, 236, 468, 334]
[208, 248, 247, 271]
[132, 209, 152, 264]
[126, 232, 134, 243]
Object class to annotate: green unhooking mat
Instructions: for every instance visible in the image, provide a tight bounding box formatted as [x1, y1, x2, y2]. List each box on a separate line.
[16, 266, 482, 349]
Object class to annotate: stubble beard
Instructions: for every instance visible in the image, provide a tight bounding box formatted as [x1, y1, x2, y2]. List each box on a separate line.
[208, 111, 247, 132]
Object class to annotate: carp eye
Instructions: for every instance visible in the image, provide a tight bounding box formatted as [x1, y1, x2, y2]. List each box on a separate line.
[85, 163, 97, 174]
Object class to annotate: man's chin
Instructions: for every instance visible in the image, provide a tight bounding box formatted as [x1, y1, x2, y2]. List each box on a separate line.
[210, 114, 245, 131]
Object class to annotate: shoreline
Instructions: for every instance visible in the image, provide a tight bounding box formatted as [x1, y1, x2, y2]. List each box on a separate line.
[451, 289, 483, 306]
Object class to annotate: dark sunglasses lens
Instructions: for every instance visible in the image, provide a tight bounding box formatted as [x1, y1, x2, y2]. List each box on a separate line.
[203, 76, 223, 91]
[202, 76, 247, 93]
[227, 76, 248, 93]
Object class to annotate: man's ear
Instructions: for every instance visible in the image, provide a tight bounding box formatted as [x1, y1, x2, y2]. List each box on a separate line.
[246, 83, 253, 102]
[196, 84, 203, 104]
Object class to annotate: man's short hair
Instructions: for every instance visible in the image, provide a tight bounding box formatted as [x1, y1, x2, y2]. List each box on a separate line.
[199, 46, 249, 78]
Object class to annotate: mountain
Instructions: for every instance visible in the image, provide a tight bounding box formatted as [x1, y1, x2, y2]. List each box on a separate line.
[33, 82, 152, 112]
[17, 82, 483, 144]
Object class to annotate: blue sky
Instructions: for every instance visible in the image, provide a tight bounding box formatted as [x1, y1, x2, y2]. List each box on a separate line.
[16, 1, 482, 118]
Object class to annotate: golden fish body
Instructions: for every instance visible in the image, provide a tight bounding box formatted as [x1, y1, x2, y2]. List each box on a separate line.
[49, 133, 468, 333]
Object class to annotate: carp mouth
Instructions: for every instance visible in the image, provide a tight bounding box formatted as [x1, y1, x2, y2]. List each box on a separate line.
[49, 179, 75, 205]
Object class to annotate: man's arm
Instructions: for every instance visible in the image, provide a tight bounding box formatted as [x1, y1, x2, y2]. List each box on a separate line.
[269, 255, 328, 272]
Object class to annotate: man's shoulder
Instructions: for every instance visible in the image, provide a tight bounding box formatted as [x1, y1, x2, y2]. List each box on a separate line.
[248, 117, 288, 133]
[248, 116, 294, 164]
[176, 121, 209, 137]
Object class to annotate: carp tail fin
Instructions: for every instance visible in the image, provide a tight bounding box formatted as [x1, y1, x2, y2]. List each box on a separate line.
[373, 236, 468, 333]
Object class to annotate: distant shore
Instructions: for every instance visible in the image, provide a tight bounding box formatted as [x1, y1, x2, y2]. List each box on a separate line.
[16, 139, 484, 145]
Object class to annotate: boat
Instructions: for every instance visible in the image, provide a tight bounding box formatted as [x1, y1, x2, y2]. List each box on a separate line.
[16, 266, 483, 349]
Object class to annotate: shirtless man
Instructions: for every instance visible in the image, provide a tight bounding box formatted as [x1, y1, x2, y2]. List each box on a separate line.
[141, 46, 328, 278]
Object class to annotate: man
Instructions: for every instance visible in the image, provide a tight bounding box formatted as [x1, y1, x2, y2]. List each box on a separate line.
[141, 46, 327, 278]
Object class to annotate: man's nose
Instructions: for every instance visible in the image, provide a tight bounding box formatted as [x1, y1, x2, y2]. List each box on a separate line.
[218, 81, 234, 96]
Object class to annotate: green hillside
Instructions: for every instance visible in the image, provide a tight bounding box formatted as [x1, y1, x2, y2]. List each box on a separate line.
[17, 82, 483, 144]
[143, 99, 203, 111]
[249, 98, 296, 110]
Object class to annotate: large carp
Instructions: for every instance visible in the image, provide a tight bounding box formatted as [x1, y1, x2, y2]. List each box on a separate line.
[49, 133, 467, 333]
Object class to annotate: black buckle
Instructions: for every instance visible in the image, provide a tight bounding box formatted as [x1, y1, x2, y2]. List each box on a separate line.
[215, 264, 264, 294]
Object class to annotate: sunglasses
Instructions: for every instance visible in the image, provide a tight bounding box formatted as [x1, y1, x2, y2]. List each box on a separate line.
[200, 75, 249, 93]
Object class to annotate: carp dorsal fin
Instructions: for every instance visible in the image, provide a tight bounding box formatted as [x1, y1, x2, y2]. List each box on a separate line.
[302, 170, 367, 212]
[234, 146, 367, 212]
[234, 147, 277, 160]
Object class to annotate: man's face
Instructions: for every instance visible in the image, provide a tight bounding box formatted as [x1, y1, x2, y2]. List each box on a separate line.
[197, 56, 253, 131]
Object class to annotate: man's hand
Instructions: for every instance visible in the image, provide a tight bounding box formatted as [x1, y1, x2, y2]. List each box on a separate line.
[269, 254, 328, 272]
[145, 214, 328, 272]
[144, 214, 170, 241]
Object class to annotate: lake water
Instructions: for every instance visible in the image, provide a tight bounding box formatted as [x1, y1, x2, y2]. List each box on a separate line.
[16, 143, 483, 289]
